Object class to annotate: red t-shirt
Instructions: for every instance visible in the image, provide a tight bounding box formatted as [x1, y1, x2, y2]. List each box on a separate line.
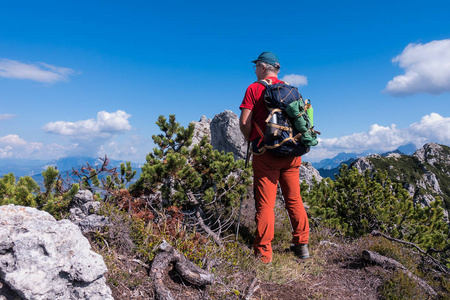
[240, 76, 281, 141]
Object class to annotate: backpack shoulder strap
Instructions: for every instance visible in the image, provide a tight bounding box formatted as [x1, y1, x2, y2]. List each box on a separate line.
[255, 78, 272, 87]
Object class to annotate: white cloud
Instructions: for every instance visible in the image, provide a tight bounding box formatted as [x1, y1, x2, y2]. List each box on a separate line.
[408, 113, 450, 144]
[42, 110, 132, 137]
[281, 74, 308, 86]
[0, 59, 75, 83]
[0, 114, 17, 120]
[39, 110, 136, 160]
[0, 110, 148, 161]
[384, 39, 450, 95]
[306, 113, 450, 161]
[0, 134, 44, 159]
[0, 132, 150, 163]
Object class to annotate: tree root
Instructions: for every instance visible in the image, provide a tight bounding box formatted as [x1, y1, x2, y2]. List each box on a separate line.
[362, 250, 437, 299]
[150, 240, 214, 300]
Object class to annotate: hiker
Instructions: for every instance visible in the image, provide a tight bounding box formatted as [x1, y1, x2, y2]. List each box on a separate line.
[239, 51, 310, 263]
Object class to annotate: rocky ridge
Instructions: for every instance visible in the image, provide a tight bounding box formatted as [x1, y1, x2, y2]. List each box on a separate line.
[350, 143, 450, 218]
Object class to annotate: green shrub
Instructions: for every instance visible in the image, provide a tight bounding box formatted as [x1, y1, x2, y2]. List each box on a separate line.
[0, 173, 39, 206]
[303, 165, 449, 252]
[0, 167, 80, 219]
[379, 271, 427, 300]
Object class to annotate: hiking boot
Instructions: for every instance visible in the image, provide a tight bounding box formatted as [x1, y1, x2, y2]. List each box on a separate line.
[290, 244, 310, 259]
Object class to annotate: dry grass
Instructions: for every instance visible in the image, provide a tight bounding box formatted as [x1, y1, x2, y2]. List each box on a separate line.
[84, 198, 449, 300]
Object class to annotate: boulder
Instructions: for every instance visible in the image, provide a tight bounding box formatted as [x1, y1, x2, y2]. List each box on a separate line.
[210, 110, 247, 160]
[69, 190, 109, 233]
[0, 205, 113, 300]
[191, 110, 252, 161]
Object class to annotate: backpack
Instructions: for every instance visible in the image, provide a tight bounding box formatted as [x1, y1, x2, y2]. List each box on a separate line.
[252, 79, 320, 157]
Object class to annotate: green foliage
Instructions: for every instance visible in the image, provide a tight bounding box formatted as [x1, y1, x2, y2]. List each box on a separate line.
[368, 236, 419, 271]
[378, 271, 427, 300]
[131, 114, 252, 214]
[369, 155, 423, 185]
[42, 166, 59, 196]
[0, 173, 39, 207]
[303, 165, 449, 252]
[368, 148, 450, 213]
[103, 162, 137, 191]
[38, 167, 80, 219]
[0, 167, 79, 220]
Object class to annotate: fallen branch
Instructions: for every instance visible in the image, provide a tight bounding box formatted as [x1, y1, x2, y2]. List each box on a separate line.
[243, 277, 260, 300]
[362, 250, 437, 299]
[150, 240, 214, 300]
[371, 230, 449, 275]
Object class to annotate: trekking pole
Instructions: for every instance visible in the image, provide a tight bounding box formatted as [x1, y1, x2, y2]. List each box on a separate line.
[236, 141, 251, 241]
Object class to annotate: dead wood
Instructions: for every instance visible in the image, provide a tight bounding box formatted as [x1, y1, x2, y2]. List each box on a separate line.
[243, 277, 260, 300]
[150, 240, 214, 300]
[371, 230, 449, 275]
[187, 192, 224, 248]
[362, 250, 438, 299]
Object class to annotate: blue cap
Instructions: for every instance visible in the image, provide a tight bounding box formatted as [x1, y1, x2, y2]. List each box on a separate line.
[252, 51, 280, 67]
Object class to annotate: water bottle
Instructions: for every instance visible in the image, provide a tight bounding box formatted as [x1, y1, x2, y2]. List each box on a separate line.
[305, 99, 313, 127]
[267, 112, 278, 138]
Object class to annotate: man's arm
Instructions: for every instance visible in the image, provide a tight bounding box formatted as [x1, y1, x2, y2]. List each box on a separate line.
[239, 108, 252, 141]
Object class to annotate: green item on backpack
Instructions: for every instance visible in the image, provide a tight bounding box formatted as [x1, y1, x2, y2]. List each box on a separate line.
[251, 79, 320, 157]
[285, 101, 318, 147]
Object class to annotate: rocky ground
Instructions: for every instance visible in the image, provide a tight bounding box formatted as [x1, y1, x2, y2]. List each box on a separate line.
[104, 235, 392, 300]
[102, 187, 447, 300]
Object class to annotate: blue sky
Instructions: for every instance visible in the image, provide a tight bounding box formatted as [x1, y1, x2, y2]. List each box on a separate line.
[1, 0, 449, 163]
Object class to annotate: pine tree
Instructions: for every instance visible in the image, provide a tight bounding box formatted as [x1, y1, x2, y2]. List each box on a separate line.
[0, 173, 40, 207]
[130, 115, 252, 235]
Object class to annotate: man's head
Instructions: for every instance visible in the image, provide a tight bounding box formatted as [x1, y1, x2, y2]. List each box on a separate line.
[252, 51, 280, 68]
[252, 51, 280, 80]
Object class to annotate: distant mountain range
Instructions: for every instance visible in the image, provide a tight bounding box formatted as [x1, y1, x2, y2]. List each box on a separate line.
[0, 156, 142, 185]
[312, 142, 417, 179]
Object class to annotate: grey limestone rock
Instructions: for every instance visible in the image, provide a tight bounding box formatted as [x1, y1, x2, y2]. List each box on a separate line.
[210, 110, 247, 160]
[0, 204, 113, 300]
[69, 190, 109, 233]
[386, 152, 402, 159]
[350, 156, 375, 174]
[414, 143, 445, 165]
[422, 171, 442, 194]
[191, 115, 212, 147]
[191, 110, 249, 161]
[300, 162, 323, 188]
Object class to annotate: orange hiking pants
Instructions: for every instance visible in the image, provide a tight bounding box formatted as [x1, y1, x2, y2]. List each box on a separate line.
[252, 151, 309, 263]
